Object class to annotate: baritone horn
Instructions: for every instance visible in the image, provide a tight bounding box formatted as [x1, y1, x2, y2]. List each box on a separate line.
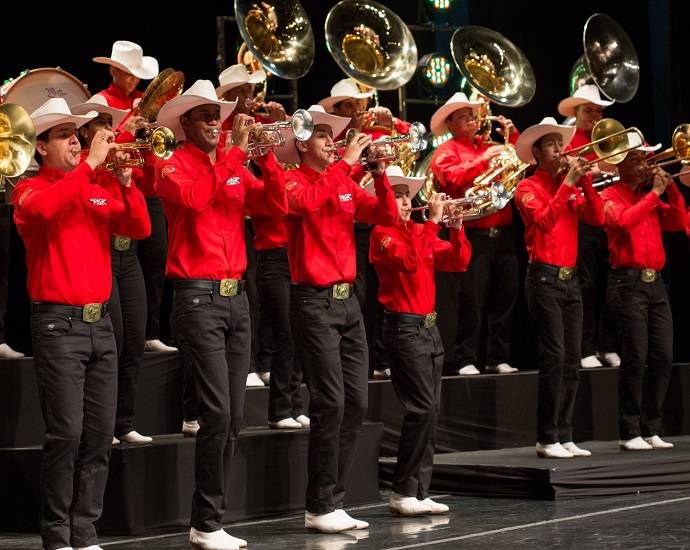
[0, 103, 37, 205]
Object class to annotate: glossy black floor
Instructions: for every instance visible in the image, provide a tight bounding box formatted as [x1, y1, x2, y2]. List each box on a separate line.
[4, 487, 690, 550]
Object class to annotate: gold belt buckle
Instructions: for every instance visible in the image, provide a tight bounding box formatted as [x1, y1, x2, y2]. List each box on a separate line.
[82, 303, 102, 323]
[219, 278, 239, 297]
[558, 267, 574, 281]
[332, 283, 350, 300]
[640, 269, 656, 283]
[113, 236, 131, 251]
[488, 226, 501, 238]
[423, 312, 437, 329]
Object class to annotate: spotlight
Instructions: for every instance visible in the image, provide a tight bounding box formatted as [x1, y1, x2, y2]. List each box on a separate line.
[424, 0, 454, 12]
[419, 53, 452, 88]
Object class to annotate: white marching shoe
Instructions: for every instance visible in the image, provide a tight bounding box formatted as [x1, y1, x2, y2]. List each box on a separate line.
[183, 420, 200, 438]
[389, 492, 433, 516]
[457, 364, 480, 375]
[145, 339, 178, 352]
[0, 343, 24, 358]
[373, 368, 391, 380]
[644, 435, 674, 449]
[581, 355, 603, 368]
[295, 414, 311, 427]
[190, 527, 246, 550]
[258, 371, 271, 385]
[335, 509, 368, 529]
[562, 442, 592, 457]
[599, 352, 621, 367]
[269, 417, 302, 429]
[619, 437, 653, 451]
[118, 431, 152, 444]
[75, 546, 104, 550]
[486, 363, 518, 374]
[246, 372, 265, 387]
[305, 510, 356, 533]
[419, 497, 449, 514]
[536, 442, 574, 458]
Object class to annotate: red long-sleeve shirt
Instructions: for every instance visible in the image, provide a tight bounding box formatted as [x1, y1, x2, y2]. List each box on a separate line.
[155, 143, 286, 280]
[515, 168, 604, 266]
[252, 215, 288, 251]
[370, 220, 471, 315]
[13, 163, 150, 305]
[284, 160, 397, 286]
[430, 133, 519, 229]
[602, 180, 686, 270]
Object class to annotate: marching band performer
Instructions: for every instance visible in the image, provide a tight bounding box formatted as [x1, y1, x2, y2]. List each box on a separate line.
[514, 117, 604, 459]
[154, 80, 287, 550]
[601, 136, 686, 451]
[13, 97, 150, 550]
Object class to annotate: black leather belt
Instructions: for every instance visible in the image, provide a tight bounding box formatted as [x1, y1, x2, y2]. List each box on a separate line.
[611, 267, 659, 283]
[384, 310, 437, 329]
[111, 235, 132, 251]
[31, 301, 109, 323]
[466, 226, 506, 238]
[527, 262, 577, 281]
[173, 278, 246, 297]
[293, 283, 353, 300]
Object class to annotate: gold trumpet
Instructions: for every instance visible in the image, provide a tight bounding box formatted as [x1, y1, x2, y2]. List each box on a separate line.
[326, 123, 428, 166]
[407, 186, 508, 225]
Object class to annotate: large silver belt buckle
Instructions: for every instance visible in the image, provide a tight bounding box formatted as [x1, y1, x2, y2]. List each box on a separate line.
[220, 278, 239, 297]
[82, 303, 102, 323]
[640, 269, 656, 283]
[558, 267, 574, 281]
[113, 236, 131, 251]
[332, 283, 350, 300]
[423, 312, 437, 329]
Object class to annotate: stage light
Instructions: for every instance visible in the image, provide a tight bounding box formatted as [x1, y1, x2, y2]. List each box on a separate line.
[420, 53, 452, 87]
[425, 0, 454, 11]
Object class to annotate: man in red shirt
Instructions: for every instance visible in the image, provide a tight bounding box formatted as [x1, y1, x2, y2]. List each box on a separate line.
[515, 117, 604, 459]
[155, 79, 287, 550]
[430, 92, 520, 376]
[369, 166, 470, 516]
[13, 97, 150, 550]
[558, 85, 620, 369]
[601, 138, 686, 451]
[277, 104, 397, 533]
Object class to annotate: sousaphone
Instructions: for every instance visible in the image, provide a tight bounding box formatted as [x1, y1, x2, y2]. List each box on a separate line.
[134, 68, 185, 122]
[0, 103, 37, 204]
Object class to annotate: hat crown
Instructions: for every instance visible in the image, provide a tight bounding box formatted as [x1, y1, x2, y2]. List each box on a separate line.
[183, 80, 219, 101]
[385, 165, 406, 178]
[84, 95, 109, 107]
[110, 40, 147, 69]
[331, 79, 361, 98]
[573, 84, 604, 102]
[31, 97, 72, 119]
[218, 64, 250, 86]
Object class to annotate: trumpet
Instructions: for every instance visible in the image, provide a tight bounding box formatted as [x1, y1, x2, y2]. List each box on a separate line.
[408, 184, 509, 224]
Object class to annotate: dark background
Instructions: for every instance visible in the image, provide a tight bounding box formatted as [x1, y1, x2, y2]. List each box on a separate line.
[4, 0, 690, 364]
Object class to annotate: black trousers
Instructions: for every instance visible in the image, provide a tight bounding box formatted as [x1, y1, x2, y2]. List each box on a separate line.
[577, 222, 617, 356]
[31, 310, 117, 550]
[109, 242, 147, 437]
[383, 318, 444, 499]
[455, 228, 518, 369]
[171, 285, 250, 532]
[137, 196, 168, 341]
[290, 285, 368, 514]
[245, 218, 261, 374]
[256, 247, 303, 421]
[525, 265, 582, 444]
[608, 272, 673, 439]
[0, 204, 9, 344]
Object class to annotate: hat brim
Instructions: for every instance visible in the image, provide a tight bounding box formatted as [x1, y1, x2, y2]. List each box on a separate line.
[274, 111, 351, 165]
[71, 101, 129, 130]
[430, 101, 482, 137]
[557, 96, 614, 118]
[317, 91, 373, 114]
[33, 111, 98, 137]
[156, 96, 237, 141]
[93, 56, 159, 80]
[516, 124, 577, 165]
[215, 69, 267, 97]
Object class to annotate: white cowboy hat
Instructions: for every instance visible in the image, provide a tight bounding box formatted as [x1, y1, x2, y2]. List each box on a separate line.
[156, 80, 237, 141]
[515, 117, 577, 165]
[317, 78, 374, 113]
[71, 95, 129, 129]
[363, 164, 425, 197]
[557, 85, 614, 118]
[274, 105, 350, 165]
[215, 64, 267, 97]
[31, 98, 97, 137]
[93, 40, 159, 80]
[429, 92, 484, 137]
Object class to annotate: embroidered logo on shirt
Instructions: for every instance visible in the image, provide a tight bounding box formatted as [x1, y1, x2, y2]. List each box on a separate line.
[380, 235, 392, 252]
[286, 181, 297, 191]
[569, 193, 578, 201]
[161, 165, 175, 180]
[89, 198, 107, 206]
[18, 188, 33, 206]
[521, 193, 534, 204]
[339, 193, 352, 202]
[604, 201, 613, 215]
[226, 177, 241, 186]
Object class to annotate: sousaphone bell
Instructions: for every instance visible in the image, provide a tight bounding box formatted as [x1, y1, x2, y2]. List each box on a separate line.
[0, 103, 37, 205]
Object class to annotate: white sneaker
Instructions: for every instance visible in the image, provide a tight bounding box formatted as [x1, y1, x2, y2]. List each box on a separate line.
[269, 417, 302, 429]
[119, 431, 152, 444]
[75, 546, 104, 550]
[457, 365, 480, 375]
[295, 414, 311, 427]
[50, 547, 73, 550]
[190, 527, 245, 550]
[145, 339, 178, 352]
[305, 510, 356, 533]
[599, 352, 621, 368]
[0, 343, 24, 359]
[486, 363, 518, 374]
[183, 420, 200, 438]
[581, 355, 603, 368]
[112, 437, 121, 446]
[373, 368, 391, 380]
[389, 492, 433, 516]
[335, 509, 368, 529]
[536, 442, 574, 458]
[619, 437, 653, 451]
[644, 435, 674, 449]
[419, 497, 449, 514]
[562, 441, 592, 457]
[258, 371, 270, 385]
[246, 372, 264, 387]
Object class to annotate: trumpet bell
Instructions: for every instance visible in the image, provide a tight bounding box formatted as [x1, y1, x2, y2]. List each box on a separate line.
[325, 0, 418, 90]
[290, 109, 314, 141]
[0, 103, 37, 179]
[150, 126, 176, 161]
[408, 122, 428, 153]
[134, 69, 185, 122]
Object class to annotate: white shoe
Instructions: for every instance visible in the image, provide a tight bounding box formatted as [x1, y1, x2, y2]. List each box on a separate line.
[145, 339, 178, 352]
[258, 371, 270, 385]
[183, 420, 200, 437]
[644, 435, 674, 449]
[119, 431, 152, 444]
[486, 363, 518, 374]
[0, 343, 24, 359]
[75, 546, 104, 550]
[190, 527, 244, 550]
[373, 368, 391, 380]
[457, 365, 480, 375]
[389, 492, 433, 516]
[599, 352, 621, 368]
[581, 355, 603, 368]
[295, 414, 311, 427]
[112, 437, 121, 446]
[269, 417, 302, 429]
[305, 510, 356, 533]
[619, 437, 653, 451]
[419, 497, 449, 514]
[335, 509, 368, 529]
[562, 441, 592, 457]
[246, 372, 265, 387]
[536, 442, 574, 458]
[52, 547, 73, 550]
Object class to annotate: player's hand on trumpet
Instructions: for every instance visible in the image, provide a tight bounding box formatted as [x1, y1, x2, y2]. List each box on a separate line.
[343, 132, 372, 166]
[427, 192, 447, 225]
[494, 115, 517, 139]
[563, 155, 591, 188]
[85, 129, 116, 172]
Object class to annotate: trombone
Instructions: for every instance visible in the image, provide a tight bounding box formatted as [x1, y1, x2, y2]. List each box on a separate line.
[560, 118, 646, 167]
[646, 123, 690, 169]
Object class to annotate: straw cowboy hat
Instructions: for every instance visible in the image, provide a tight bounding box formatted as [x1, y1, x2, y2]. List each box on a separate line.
[363, 164, 425, 196]
[317, 78, 374, 113]
[557, 85, 614, 118]
[31, 98, 97, 136]
[515, 117, 577, 165]
[429, 92, 484, 137]
[93, 40, 159, 80]
[71, 95, 129, 129]
[215, 64, 267, 97]
[274, 105, 350, 165]
[156, 80, 238, 141]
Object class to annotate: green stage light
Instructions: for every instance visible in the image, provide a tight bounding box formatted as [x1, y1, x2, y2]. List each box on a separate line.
[420, 53, 452, 88]
[428, 0, 453, 11]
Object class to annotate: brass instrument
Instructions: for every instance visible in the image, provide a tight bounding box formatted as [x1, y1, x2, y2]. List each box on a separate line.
[0, 103, 37, 205]
[561, 118, 646, 166]
[327, 123, 428, 166]
[646, 123, 690, 169]
[407, 187, 509, 225]
[133, 68, 185, 122]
